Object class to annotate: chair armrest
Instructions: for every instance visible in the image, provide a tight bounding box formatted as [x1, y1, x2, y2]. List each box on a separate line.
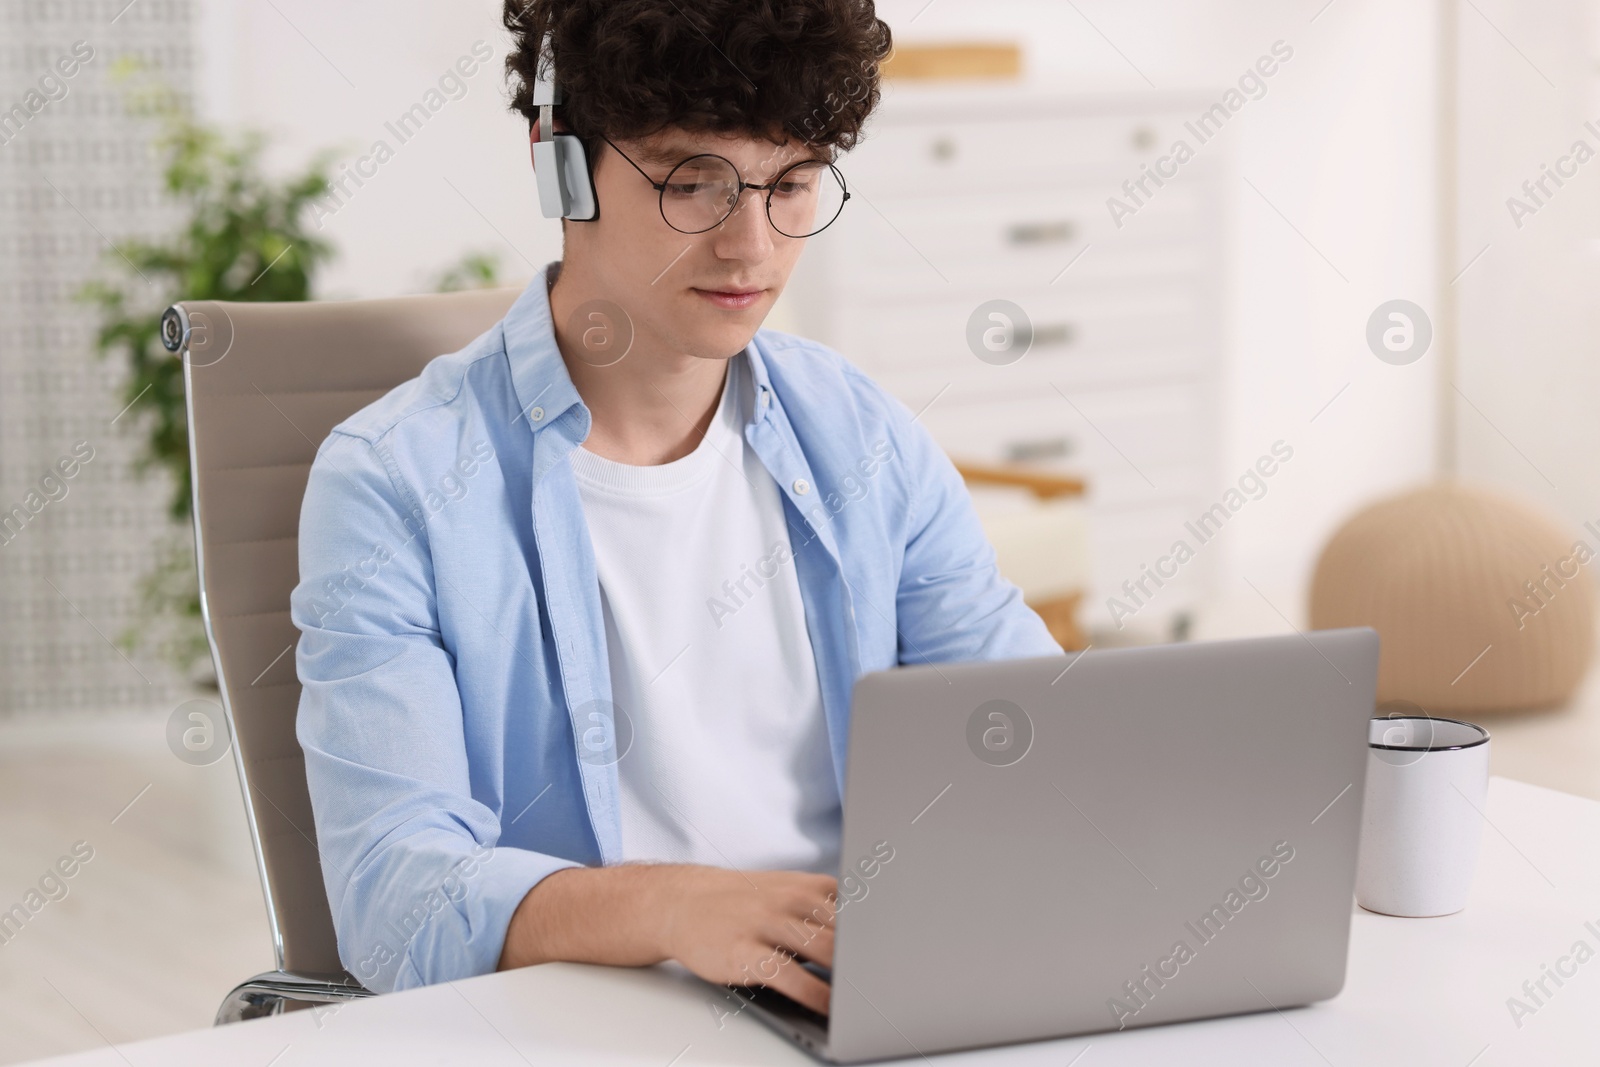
[952, 460, 1085, 500]
[954, 458, 1090, 651]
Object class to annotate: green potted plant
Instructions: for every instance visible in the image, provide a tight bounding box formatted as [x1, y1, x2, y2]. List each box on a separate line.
[78, 69, 337, 686]
[79, 65, 510, 689]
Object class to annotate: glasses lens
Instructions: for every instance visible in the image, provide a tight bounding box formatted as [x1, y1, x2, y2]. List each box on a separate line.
[767, 161, 847, 238]
[660, 155, 741, 234]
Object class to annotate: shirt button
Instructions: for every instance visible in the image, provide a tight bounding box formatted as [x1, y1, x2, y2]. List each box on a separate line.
[793, 478, 810, 495]
[529, 406, 544, 422]
[759, 390, 770, 407]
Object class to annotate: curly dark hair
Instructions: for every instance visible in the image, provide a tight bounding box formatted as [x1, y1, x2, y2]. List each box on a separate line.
[502, 0, 892, 154]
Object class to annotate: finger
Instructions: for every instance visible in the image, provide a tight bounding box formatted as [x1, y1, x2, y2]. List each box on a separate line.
[785, 891, 838, 933]
[767, 911, 835, 967]
[786, 876, 840, 918]
[755, 870, 829, 906]
[760, 953, 832, 1017]
[767, 898, 833, 941]
[801, 872, 840, 899]
[789, 920, 835, 967]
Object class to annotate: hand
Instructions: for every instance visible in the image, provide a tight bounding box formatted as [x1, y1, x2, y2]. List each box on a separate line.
[499, 863, 839, 1016]
[658, 867, 839, 1016]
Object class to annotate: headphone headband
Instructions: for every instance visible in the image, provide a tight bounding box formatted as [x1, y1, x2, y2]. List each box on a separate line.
[532, 50, 559, 142]
[529, 43, 597, 221]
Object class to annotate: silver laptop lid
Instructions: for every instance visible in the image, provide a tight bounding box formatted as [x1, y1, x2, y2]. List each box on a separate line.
[826, 628, 1379, 1063]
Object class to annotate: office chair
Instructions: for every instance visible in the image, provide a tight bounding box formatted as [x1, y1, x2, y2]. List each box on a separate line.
[161, 287, 524, 1023]
[162, 284, 1087, 1023]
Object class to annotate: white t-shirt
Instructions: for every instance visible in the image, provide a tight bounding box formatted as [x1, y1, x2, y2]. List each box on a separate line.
[569, 352, 842, 874]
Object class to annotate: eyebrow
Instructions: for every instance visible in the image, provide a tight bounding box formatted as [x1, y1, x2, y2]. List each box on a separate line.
[630, 139, 832, 171]
[631, 141, 701, 167]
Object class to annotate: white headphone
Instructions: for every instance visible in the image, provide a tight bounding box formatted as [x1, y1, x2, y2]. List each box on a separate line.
[530, 44, 598, 221]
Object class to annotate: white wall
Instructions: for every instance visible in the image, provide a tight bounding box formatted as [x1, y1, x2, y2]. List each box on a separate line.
[195, 0, 1443, 627]
[1453, 0, 1600, 535]
[194, 0, 550, 298]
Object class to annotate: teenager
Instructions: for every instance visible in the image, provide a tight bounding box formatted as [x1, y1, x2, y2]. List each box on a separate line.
[292, 0, 1060, 1017]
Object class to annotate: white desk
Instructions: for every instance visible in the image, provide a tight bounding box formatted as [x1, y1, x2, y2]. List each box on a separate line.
[27, 778, 1600, 1065]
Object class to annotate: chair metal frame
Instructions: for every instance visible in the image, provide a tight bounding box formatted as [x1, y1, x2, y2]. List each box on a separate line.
[164, 303, 376, 1024]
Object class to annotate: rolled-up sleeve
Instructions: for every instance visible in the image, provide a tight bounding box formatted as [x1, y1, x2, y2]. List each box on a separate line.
[292, 430, 580, 993]
[886, 400, 1064, 664]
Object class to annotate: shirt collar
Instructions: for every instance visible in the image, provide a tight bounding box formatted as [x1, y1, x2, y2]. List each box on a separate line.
[503, 260, 777, 443]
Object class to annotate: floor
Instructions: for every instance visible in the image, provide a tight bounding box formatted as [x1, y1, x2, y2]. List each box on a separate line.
[0, 708, 273, 1066]
[1, 635, 1597, 1065]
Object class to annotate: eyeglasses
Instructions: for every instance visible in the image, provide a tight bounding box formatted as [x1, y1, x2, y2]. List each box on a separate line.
[599, 134, 850, 239]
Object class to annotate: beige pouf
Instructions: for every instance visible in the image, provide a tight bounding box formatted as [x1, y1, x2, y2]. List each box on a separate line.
[1309, 482, 1595, 714]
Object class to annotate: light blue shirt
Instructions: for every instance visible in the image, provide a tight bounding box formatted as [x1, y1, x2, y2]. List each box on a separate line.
[292, 263, 1061, 993]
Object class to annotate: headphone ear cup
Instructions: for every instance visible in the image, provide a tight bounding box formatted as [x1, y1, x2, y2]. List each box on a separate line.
[534, 129, 598, 220]
[554, 133, 597, 221]
[532, 138, 567, 218]
[532, 134, 597, 221]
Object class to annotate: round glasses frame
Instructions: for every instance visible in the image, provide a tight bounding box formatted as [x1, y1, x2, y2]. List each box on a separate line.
[599, 134, 850, 238]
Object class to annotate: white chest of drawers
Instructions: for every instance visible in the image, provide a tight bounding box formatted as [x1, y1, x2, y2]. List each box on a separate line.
[785, 82, 1228, 639]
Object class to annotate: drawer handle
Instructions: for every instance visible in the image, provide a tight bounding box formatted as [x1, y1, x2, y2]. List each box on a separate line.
[1022, 322, 1075, 348]
[1006, 220, 1076, 245]
[1005, 437, 1074, 463]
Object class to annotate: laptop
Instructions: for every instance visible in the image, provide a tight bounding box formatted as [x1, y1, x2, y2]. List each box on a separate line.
[727, 628, 1379, 1062]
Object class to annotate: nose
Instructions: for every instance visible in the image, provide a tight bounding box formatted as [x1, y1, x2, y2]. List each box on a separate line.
[710, 186, 776, 263]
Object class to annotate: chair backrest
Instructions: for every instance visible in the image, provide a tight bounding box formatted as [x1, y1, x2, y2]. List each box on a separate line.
[175, 287, 522, 978]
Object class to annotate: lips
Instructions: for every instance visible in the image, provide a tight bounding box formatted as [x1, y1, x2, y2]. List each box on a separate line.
[693, 286, 765, 310]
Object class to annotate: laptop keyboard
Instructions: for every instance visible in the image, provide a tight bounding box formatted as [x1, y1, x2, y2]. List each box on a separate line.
[732, 981, 831, 1031]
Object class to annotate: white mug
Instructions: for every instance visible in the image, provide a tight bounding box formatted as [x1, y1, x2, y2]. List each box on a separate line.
[1355, 715, 1491, 917]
